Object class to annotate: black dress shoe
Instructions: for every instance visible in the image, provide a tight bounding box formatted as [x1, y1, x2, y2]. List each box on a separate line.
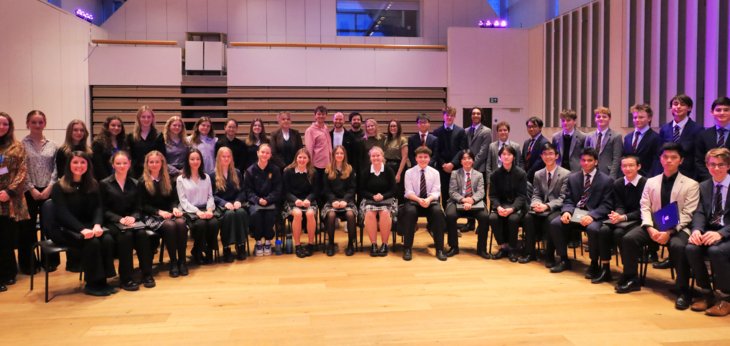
[101, 283, 119, 295]
[544, 257, 556, 268]
[204, 250, 215, 264]
[464, 220, 476, 231]
[223, 247, 235, 263]
[84, 285, 110, 297]
[550, 260, 571, 273]
[4, 278, 16, 286]
[378, 244, 388, 257]
[676, 292, 692, 310]
[192, 250, 205, 265]
[477, 250, 492, 259]
[518, 254, 536, 264]
[0, 284, 7, 293]
[436, 250, 447, 261]
[403, 248, 412, 261]
[508, 252, 519, 263]
[345, 244, 355, 256]
[295, 245, 306, 258]
[120, 280, 140, 291]
[653, 258, 672, 269]
[615, 277, 641, 293]
[169, 263, 180, 278]
[585, 262, 600, 279]
[236, 244, 246, 260]
[326, 243, 335, 257]
[370, 244, 378, 257]
[142, 275, 156, 288]
[591, 265, 613, 284]
[492, 248, 508, 260]
[178, 261, 189, 276]
[306, 244, 314, 257]
[445, 247, 459, 257]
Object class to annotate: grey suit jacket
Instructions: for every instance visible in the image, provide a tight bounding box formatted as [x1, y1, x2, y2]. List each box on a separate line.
[552, 130, 586, 172]
[585, 129, 623, 179]
[486, 140, 522, 182]
[530, 166, 570, 212]
[448, 168, 486, 207]
[640, 173, 700, 235]
[467, 124, 492, 174]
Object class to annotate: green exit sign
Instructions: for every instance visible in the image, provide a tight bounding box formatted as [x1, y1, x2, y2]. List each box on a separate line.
[489, 97, 498, 103]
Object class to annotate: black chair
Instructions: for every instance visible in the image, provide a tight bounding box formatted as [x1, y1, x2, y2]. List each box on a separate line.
[639, 244, 675, 286]
[29, 199, 83, 303]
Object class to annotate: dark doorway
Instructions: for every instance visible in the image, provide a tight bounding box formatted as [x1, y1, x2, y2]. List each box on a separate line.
[462, 107, 492, 128]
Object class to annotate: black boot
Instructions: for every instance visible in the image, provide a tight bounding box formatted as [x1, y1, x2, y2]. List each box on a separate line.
[591, 263, 613, 284]
[584, 260, 600, 279]
[345, 240, 355, 256]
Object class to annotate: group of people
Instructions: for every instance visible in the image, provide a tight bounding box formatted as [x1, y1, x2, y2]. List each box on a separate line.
[0, 95, 728, 316]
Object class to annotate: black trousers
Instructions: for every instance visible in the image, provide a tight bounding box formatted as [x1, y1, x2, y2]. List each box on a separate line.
[522, 211, 561, 258]
[324, 209, 356, 245]
[401, 201, 445, 251]
[602, 220, 640, 261]
[54, 228, 116, 283]
[489, 212, 522, 249]
[157, 218, 187, 263]
[109, 225, 152, 282]
[549, 217, 602, 259]
[686, 238, 730, 293]
[219, 208, 248, 246]
[444, 204, 488, 250]
[438, 171, 451, 210]
[0, 216, 18, 281]
[249, 206, 276, 240]
[621, 226, 690, 290]
[18, 190, 51, 272]
[188, 218, 220, 253]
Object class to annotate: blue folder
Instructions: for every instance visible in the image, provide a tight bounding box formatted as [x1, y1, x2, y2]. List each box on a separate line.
[653, 202, 679, 232]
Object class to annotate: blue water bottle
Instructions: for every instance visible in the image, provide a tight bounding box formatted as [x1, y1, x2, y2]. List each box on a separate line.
[274, 239, 283, 255]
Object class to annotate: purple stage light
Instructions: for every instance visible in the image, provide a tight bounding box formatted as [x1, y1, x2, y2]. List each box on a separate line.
[75, 8, 94, 23]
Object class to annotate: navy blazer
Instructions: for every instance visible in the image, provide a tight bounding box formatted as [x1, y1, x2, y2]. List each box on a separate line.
[691, 178, 730, 238]
[658, 119, 702, 179]
[433, 125, 468, 169]
[407, 133, 439, 167]
[522, 134, 549, 183]
[622, 128, 661, 178]
[694, 127, 730, 181]
[562, 170, 613, 220]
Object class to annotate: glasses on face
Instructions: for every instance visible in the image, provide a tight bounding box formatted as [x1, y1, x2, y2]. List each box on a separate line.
[708, 163, 728, 169]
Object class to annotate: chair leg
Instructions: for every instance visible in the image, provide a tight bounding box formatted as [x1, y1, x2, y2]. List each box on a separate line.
[488, 228, 494, 256]
[45, 264, 50, 303]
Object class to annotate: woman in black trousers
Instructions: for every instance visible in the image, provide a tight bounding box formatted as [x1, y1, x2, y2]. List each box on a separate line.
[322, 145, 357, 256]
[211, 147, 249, 262]
[488, 145, 528, 262]
[100, 151, 154, 291]
[177, 148, 219, 265]
[139, 151, 188, 277]
[50, 151, 116, 296]
[244, 144, 282, 257]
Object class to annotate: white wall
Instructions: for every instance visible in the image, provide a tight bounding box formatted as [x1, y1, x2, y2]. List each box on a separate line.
[447, 27, 532, 140]
[88, 46, 183, 85]
[0, 0, 102, 143]
[227, 48, 446, 87]
[102, 0, 496, 45]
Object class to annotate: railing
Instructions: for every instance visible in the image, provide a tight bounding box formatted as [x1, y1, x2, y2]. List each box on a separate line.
[91, 39, 178, 46]
[229, 42, 446, 50]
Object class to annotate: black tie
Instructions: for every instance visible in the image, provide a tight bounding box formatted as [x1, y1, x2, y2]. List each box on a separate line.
[547, 172, 553, 189]
[469, 126, 475, 138]
[632, 131, 640, 152]
[711, 184, 724, 226]
[420, 169, 427, 198]
[596, 132, 603, 153]
[718, 128, 727, 147]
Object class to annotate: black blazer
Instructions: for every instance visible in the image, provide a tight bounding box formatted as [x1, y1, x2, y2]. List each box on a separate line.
[622, 129, 661, 178]
[658, 119, 702, 179]
[100, 175, 142, 223]
[323, 170, 356, 204]
[488, 166, 528, 212]
[694, 127, 730, 181]
[691, 178, 730, 238]
[210, 170, 246, 207]
[522, 134, 549, 183]
[562, 170, 613, 220]
[433, 125, 468, 169]
[270, 128, 303, 170]
[407, 133, 439, 167]
[612, 176, 647, 222]
[127, 132, 165, 178]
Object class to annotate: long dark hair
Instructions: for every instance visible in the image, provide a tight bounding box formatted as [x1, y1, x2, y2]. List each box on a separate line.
[59, 119, 91, 157]
[94, 115, 128, 151]
[0, 112, 16, 148]
[182, 148, 207, 179]
[59, 151, 98, 193]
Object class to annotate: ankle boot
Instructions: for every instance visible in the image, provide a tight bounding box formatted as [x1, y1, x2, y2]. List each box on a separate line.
[591, 263, 613, 284]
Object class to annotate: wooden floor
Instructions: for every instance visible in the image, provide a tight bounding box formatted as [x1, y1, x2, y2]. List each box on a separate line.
[2, 228, 729, 345]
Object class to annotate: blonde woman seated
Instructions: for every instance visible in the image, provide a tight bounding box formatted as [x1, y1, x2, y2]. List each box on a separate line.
[283, 148, 319, 258]
[360, 146, 396, 257]
[322, 145, 357, 256]
[212, 147, 249, 262]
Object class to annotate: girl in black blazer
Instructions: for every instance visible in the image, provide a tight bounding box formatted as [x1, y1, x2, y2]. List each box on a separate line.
[211, 147, 249, 262]
[322, 145, 357, 256]
[360, 146, 396, 257]
[244, 144, 282, 257]
[100, 151, 154, 291]
[91, 115, 127, 181]
[50, 151, 116, 297]
[283, 148, 319, 258]
[139, 150, 188, 277]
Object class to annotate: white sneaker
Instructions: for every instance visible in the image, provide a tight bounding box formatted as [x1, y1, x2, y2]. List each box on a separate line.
[255, 244, 264, 256]
[263, 243, 272, 256]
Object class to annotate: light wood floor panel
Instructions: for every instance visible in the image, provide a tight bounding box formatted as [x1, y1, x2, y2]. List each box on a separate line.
[1, 231, 728, 345]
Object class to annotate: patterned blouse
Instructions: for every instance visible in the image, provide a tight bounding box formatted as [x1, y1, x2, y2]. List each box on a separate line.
[22, 136, 57, 189]
[0, 141, 30, 221]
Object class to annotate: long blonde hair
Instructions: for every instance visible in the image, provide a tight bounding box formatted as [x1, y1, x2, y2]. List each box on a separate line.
[285, 148, 315, 183]
[142, 150, 172, 196]
[326, 145, 352, 180]
[132, 105, 157, 141]
[163, 116, 189, 146]
[214, 147, 240, 191]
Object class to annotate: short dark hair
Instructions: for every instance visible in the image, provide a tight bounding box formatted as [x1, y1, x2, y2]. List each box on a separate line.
[414, 146, 432, 156]
[498, 144, 517, 157]
[541, 142, 559, 156]
[620, 155, 641, 166]
[711, 97, 730, 111]
[314, 105, 328, 114]
[559, 109, 577, 121]
[670, 94, 694, 109]
[458, 149, 475, 162]
[659, 142, 684, 158]
[495, 121, 510, 132]
[580, 147, 599, 161]
[416, 113, 431, 124]
[526, 117, 543, 128]
[348, 112, 362, 122]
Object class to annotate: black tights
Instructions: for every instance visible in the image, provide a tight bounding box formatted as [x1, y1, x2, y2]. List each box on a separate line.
[325, 210, 356, 245]
[159, 218, 188, 263]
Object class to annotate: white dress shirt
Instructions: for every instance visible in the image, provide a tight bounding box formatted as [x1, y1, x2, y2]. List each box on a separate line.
[404, 164, 441, 200]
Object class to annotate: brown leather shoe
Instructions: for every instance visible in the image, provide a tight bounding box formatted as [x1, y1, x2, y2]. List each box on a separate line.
[691, 297, 714, 312]
[705, 300, 730, 317]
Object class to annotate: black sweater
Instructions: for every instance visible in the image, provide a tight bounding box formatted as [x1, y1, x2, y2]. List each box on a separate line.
[244, 162, 282, 206]
[359, 166, 395, 200]
[612, 176, 647, 222]
[138, 179, 179, 215]
[323, 170, 356, 203]
[51, 183, 103, 232]
[215, 137, 248, 173]
[211, 170, 246, 207]
[282, 168, 318, 203]
[100, 175, 142, 223]
[489, 165, 528, 212]
[127, 131, 165, 178]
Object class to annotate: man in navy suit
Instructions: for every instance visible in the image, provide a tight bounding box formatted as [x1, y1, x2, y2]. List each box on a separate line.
[694, 97, 730, 181]
[407, 114, 439, 168]
[658, 94, 702, 179]
[623, 104, 661, 178]
[548, 147, 613, 275]
[522, 116, 549, 183]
